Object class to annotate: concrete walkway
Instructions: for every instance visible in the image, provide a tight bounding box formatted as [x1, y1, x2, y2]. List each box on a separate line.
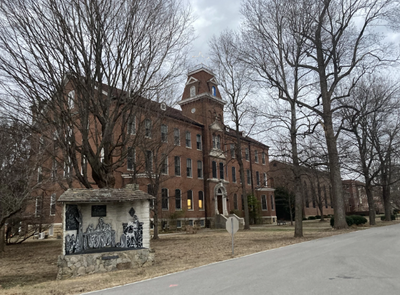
[85, 224, 400, 295]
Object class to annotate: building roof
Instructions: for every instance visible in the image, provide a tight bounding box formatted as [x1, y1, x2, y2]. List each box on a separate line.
[225, 127, 269, 149]
[58, 185, 154, 203]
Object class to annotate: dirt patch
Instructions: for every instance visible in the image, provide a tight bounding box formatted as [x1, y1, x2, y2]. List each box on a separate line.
[1, 219, 399, 295]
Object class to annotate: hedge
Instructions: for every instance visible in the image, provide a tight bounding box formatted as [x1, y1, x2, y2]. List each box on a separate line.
[330, 215, 367, 227]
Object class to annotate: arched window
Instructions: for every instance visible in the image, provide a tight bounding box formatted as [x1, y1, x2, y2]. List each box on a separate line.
[211, 86, 216, 96]
[190, 86, 196, 97]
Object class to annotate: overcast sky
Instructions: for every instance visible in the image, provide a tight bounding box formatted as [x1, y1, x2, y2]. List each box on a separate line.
[184, 0, 242, 67]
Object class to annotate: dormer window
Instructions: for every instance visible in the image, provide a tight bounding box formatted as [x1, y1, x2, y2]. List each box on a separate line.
[190, 86, 196, 97]
[68, 90, 75, 109]
[211, 86, 216, 96]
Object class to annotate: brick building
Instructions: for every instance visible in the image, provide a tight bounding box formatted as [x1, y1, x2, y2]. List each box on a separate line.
[342, 179, 383, 214]
[269, 160, 334, 218]
[26, 66, 276, 234]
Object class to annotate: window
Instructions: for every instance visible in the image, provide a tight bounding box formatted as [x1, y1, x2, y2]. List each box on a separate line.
[186, 131, 191, 148]
[212, 134, 221, 149]
[147, 184, 154, 196]
[198, 191, 204, 210]
[256, 171, 260, 186]
[211, 86, 216, 96]
[175, 189, 181, 210]
[161, 124, 168, 142]
[234, 193, 238, 210]
[145, 150, 153, 171]
[145, 119, 152, 138]
[196, 134, 202, 150]
[161, 154, 168, 175]
[147, 185, 155, 208]
[52, 159, 57, 181]
[187, 190, 193, 210]
[162, 188, 168, 209]
[127, 147, 135, 170]
[174, 156, 181, 176]
[263, 172, 267, 186]
[190, 86, 196, 97]
[188, 220, 194, 226]
[100, 148, 104, 163]
[212, 161, 217, 178]
[197, 160, 203, 178]
[262, 152, 266, 164]
[81, 155, 87, 175]
[35, 197, 41, 217]
[262, 195, 267, 210]
[219, 162, 224, 179]
[64, 157, 71, 177]
[68, 90, 75, 109]
[232, 167, 236, 182]
[187, 158, 192, 177]
[128, 117, 136, 135]
[176, 220, 182, 228]
[245, 148, 249, 161]
[174, 128, 180, 145]
[247, 169, 251, 185]
[255, 150, 258, 163]
[199, 220, 205, 227]
[271, 195, 275, 210]
[37, 166, 43, 183]
[230, 144, 235, 158]
[50, 194, 56, 216]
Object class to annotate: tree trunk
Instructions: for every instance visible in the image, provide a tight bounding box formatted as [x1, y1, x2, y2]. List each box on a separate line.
[291, 101, 303, 237]
[235, 132, 250, 230]
[0, 225, 5, 254]
[365, 183, 376, 225]
[317, 179, 325, 221]
[382, 185, 392, 221]
[324, 119, 347, 228]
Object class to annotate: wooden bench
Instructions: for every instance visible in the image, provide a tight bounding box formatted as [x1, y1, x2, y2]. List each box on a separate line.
[277, 220, 286, 226]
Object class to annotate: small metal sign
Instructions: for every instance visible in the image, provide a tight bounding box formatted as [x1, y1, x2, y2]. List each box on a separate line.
[226, 217, 239, 256]
[226, 217, 239, 234]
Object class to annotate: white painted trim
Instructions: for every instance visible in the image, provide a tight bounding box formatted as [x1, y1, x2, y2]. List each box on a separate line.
[178, 93, 226, 106]
[185, 76, 199, 85]
[256, 187, 276, 192]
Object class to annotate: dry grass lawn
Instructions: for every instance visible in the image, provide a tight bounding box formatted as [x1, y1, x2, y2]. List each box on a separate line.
[1, 218, 399, 295]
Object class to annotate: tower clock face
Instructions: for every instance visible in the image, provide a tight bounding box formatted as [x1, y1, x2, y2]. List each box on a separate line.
[191, 108, 196, 113]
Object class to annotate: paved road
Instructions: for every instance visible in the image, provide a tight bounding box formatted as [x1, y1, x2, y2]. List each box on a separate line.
[85, 224, 400, 295]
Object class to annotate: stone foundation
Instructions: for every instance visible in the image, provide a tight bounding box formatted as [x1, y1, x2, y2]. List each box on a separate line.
[57, 248, 154, 279]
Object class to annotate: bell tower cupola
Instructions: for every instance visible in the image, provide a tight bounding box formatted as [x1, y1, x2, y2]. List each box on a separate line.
[179, 65, 226, 125]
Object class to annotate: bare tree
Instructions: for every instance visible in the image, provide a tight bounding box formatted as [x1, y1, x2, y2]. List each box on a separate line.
[241, 0, 398, 229]
[0, 0, 194, 190]
[341, 76, 400, 224]
[0, 118, 42, 251]
[133, 105, 181, 239]
[209, 31, 255, 229]
[241, 0, 316, 236]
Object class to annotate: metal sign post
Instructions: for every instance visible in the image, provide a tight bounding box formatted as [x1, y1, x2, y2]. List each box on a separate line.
[226, 217, 239, 256]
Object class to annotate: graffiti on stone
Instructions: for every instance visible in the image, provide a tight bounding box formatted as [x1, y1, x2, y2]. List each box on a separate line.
[65, 205, 79, 230]
[118, 207, 143, 249]
[65, 207, 143, 254]
[65, 213, 115, 254]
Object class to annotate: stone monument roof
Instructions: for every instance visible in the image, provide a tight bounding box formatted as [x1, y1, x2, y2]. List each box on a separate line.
[58, 185, 154, 203]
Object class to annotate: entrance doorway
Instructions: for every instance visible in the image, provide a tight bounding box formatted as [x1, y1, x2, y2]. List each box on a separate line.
[217, 188, 223, 214]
